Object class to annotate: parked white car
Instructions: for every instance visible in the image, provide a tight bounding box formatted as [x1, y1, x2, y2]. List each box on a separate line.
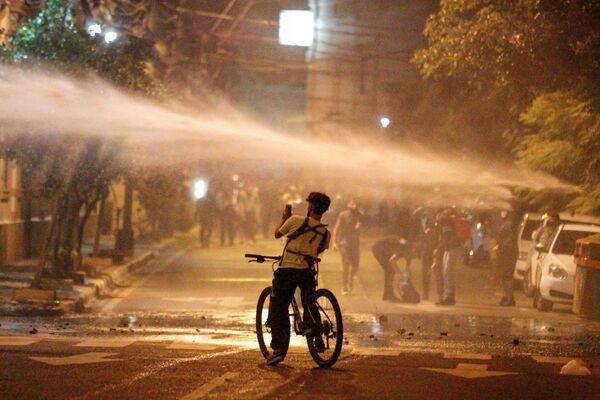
[514, 213, 542, 282]
[533, 223, 600, 312]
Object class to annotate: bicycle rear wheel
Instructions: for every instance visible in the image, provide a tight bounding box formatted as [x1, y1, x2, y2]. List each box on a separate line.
[256, 286, 289, 360]
[306, 288, 343, 368]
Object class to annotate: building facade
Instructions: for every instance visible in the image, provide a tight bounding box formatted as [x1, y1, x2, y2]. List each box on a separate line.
[0, 158, 24, 264]
[306, 0, 437, 136]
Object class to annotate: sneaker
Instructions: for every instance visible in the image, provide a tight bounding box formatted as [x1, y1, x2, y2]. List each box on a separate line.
[266, 353, 284, 366]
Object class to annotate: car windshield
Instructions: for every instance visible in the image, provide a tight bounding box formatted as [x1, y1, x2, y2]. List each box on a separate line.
[522, 219, 541, 241]
[552, 230, 598, 255]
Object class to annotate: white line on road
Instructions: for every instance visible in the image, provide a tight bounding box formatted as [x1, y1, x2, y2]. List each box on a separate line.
[30, 352, 121, 366]
[179, 372, 239, 400]
[422, 363, 519, 379]
[98, 250, 185, 313]
[532, 356, 584, 364]
[0, 336, 41, 346]
[443, 352, 492, 360]
[74, 338, 138, 348]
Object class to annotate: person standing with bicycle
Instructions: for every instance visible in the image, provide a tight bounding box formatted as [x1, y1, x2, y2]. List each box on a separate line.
[267, 192, 332, 366]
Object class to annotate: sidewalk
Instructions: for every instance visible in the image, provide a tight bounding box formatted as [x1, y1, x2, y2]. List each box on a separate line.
[0, 236, 179, 316]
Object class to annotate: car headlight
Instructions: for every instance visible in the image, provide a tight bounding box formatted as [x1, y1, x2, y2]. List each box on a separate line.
[548, 264, 568, 279]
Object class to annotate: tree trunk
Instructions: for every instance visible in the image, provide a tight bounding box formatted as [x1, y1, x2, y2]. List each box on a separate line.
[32, 196, 59, 288]
[93, 195, 106, 256]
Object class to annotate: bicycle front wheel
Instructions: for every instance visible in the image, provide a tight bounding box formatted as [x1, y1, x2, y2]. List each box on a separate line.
[306, 288, 343, 368]
[256, 286, 289, 360]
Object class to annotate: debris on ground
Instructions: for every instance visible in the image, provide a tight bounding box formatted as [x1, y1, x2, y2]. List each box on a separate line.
[560, 359, 591, 376]
[397, 328, 406, 335]
[29, 328, 38, 334]
[440, 332, 448, 336]
[512, 338, 520, 345]
[407, 332, 414, 336]
[547, 326, 555, 332]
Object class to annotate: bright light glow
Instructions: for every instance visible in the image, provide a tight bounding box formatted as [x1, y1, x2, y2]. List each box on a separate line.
[279, 10, 314, 47]
[87, 23, 102, 37]
[104, 30, 118, 44]
[380, 116, 391, 129]
[193, 179, 208, 200]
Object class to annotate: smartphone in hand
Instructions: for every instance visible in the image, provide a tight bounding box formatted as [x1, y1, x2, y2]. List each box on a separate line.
[283, 204, 292, 220]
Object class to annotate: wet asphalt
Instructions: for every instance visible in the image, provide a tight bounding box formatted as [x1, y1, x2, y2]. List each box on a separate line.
[2, 238, 600, 399]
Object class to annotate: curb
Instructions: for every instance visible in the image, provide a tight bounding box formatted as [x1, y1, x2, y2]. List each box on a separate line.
[0, 235, 183, 316]
[71, 251, 156, 312]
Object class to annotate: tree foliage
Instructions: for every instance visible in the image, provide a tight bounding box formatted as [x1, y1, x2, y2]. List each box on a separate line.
[0, 0, 162, 278]
[413, 0, 600, 213]
[413, 0, 600, 104]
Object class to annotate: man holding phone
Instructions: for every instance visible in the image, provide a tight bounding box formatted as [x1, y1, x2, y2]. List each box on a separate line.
[267, 192, 332, 366]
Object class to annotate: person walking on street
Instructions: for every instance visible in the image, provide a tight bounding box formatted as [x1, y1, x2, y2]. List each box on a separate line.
[496, 210, 519, 306]
[372, 236, 412, 302]
[333, 199, 362, 295]
[267, 192, 331, 366]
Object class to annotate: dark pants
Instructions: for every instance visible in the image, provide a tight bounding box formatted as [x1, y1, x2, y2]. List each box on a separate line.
[432, 249, 445, 301]
[339, 242, 360, 291]
[219, 210, 235, 246]
[270, 268, 319, 355]
[199, 217, 214, 247]
[421, 251, 433, 300]
[374, 253, 395, 300]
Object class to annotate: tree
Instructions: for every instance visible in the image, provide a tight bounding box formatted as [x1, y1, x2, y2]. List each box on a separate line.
[1, 0, 159, 279]
[412, 0, 600, 213]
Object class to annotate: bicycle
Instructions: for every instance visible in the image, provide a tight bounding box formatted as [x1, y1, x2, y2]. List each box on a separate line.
[245, 253, 343, 368]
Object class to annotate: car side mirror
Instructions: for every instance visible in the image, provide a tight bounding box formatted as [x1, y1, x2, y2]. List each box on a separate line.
[535, 243, 546, 252]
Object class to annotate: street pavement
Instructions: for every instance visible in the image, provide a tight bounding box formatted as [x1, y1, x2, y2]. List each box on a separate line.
[2, 237, 600, 399]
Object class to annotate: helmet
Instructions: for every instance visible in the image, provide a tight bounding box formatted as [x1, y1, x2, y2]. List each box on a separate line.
[306, 192, 331, 214]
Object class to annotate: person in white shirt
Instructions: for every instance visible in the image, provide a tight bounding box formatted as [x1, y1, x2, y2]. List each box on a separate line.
[267, 192, 331, 366]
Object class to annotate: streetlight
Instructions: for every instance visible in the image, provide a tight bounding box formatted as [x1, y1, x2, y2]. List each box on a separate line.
[87, 23, 102, 37]
[103, 30, 118, 44]
[193, 179, 209, 200]
[379, 116, 391, 129]
[279, 10, 314, 47]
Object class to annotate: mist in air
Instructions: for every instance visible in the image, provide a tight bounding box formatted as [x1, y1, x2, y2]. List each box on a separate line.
[0, 66, 570, 205]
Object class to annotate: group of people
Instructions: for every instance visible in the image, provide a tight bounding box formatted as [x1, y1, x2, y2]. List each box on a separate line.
[373, 207, 519, 307]
[194, 182, 285, 248]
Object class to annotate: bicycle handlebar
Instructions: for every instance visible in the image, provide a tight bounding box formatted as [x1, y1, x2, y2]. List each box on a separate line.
[245, 254, 281, 263]
[244, 253, 321, 264]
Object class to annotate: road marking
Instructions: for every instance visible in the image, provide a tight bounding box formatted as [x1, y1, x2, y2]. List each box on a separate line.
[161, 296, 248, 307]
[532, 356, 583, 364]
[30, 352, 121, 366]
[421, 363, 519, 379]
[0, 336, 41, 346]
[198, 278, 271, 283]
[167, 340, 221, 351]
[179, 372, 239, 400]
[350, 347, 400, 356]
[444, 352, 492, 360]
[74, 338, 137, 348]
[98, 250, 185, 313]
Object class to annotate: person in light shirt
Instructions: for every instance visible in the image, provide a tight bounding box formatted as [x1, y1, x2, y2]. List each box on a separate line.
[266, 192, 331, 366]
